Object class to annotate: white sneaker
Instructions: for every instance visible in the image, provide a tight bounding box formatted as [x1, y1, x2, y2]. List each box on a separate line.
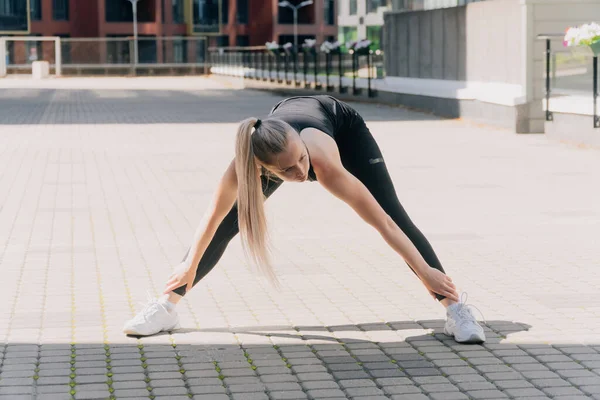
[123, 294, 180, 336]
[444, 294, 486, 344]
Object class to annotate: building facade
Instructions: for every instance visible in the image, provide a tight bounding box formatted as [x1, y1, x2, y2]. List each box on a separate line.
[2, 0, 337, 49]
[336, 0, 488, 50]
[337, 0, 387, 49]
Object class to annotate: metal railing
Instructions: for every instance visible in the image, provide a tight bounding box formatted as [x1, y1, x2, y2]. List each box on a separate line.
[538, 33, 599, 128]
[1, 36, 210, 76]
[208, 46, 385, 98]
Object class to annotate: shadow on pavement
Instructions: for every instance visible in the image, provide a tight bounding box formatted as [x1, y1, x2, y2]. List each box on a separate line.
[4, 320, 600, 399]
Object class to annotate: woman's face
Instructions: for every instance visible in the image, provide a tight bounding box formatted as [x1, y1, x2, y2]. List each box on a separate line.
[261, 134, 310, 182]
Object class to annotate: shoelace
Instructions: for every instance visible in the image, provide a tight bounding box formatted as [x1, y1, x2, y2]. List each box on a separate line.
[454, 293, 487, 327]
[133, 291, 168, 322]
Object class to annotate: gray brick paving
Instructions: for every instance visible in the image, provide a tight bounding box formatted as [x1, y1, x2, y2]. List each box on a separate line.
[1, 76, 600, 399]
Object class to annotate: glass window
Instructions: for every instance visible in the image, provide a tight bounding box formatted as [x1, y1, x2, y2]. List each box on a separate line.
[53, 0, 69, 20]
[0, 0, 30, 30]
[192, 0, 220, 33]
[366, 25, 381, 49]
[339, 27, 357, 45]
[349, 0, 357, 15]
[236, 35, 249, 46]
[30, 0, 42, 21]
[106, 0, 154, 22]
[324, 0, 334, 25]
[221, 0, 228, 24]
[236, 0, 248, 24]
[172, 0, 185, 23]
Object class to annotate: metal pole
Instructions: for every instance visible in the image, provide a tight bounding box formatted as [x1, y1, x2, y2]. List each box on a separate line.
[325, 53, 330, 90]
[594, 56, 599, 128]
[293, 51, 298, 85]
[352, 52, 356, 94]
[366, 51, 371, 95]
[293, 8, 298, 53]
[55, 37, 62, 77]
[338, 52, 345, 93]
[129, 0, 139, 66]
[0, 39, 7, 77]
[545, 39, 552, 122]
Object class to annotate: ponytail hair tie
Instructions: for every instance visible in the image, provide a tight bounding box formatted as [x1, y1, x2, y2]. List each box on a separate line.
[254, 119, 262, 130]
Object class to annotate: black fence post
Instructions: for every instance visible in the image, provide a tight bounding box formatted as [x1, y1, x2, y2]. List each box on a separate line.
[284, 53, 291, 84]
[269, 53, 274, 82]
[325, 53, 331, 91]
[545, 39, 553, 122]
[367, 50, 375, 97]
[314, 52, 321, 89]
[594, 56, 599, 128]
[277, 53, 283, 83]
[352, 52, 356, 93]
[338, 52, 346, 93]
[294, 51, 300, 86]
[304, 52, 309, 88]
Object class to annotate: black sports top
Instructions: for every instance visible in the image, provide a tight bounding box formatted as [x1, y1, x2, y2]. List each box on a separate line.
[268, 95, 357, 181]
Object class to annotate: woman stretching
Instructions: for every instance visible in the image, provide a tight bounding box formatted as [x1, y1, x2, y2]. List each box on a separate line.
[123, 95, 485, 344]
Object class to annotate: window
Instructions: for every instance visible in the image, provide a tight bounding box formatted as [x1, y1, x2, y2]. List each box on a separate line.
[106, 0, 154, 22]
[30, 0, 42, 21]
[172, 0, 185, 23]
[236, 35, 249, 46]
[236, 0, 248, 24]
[106, 35, 130, 64]
[173, 37, 187, 63]
[53, 0, 69, 20]
[349, 0, 357, 15]
[367, 0, 385, 13]
[192, 0, 220, 33]
[324, 0, 334, 25]
[216, 35, 229, 47]
[196, 40, 206, 62]
[56, 33, 71, 63]
[366, 25, 381, 49]
[221, 0, 228, 24]
[340, 27, 357, 44]
[0, 0, 29, 30]
[138, 36, 157, 63]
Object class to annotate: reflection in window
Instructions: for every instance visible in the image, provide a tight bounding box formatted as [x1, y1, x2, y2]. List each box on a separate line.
[324, 0, 334, 25]
[30, 0, 42, 21]
[172, 0, 185, 23]
[53, 0, 69, 20]
[193, 0, 220, 33]
[236, 0, 248, 24]
[0, 0, 29, 30]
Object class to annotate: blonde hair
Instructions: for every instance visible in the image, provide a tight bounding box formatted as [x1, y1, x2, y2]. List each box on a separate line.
[235, 117, 294, 285]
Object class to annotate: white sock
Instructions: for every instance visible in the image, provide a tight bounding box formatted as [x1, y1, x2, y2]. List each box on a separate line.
[158, 295, 177, 312]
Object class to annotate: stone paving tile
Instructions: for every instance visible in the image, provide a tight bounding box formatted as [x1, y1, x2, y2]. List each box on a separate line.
[1, 77, 600, 400]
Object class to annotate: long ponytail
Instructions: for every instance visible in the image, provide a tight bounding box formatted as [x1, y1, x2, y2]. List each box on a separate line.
[235, 117, 279, 285]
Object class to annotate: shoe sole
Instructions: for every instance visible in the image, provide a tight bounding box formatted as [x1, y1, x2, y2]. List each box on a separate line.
[124, 321, 180, 337]
[444, 327, 485, 344]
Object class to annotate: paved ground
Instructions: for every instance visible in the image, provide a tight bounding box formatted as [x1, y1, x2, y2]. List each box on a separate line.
[0, 76, 599, 400]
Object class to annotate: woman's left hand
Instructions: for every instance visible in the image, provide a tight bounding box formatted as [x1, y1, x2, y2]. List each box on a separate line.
[420, 267, 459, 302]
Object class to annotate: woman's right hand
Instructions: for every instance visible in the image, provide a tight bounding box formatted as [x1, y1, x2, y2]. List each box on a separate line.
[164, 261, 197, 294]
[420, 267, 459, 302]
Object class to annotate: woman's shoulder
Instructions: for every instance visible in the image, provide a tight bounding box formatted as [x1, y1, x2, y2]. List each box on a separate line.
[300, 128, 340, 171]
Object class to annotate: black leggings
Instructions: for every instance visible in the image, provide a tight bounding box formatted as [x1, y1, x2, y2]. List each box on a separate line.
[173, 116, 447, 300]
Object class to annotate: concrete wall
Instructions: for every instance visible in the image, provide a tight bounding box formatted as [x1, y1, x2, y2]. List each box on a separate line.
[524, 0, 600, 133]
[384, 0, 522, 84]
[382, 0, 530, 131]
